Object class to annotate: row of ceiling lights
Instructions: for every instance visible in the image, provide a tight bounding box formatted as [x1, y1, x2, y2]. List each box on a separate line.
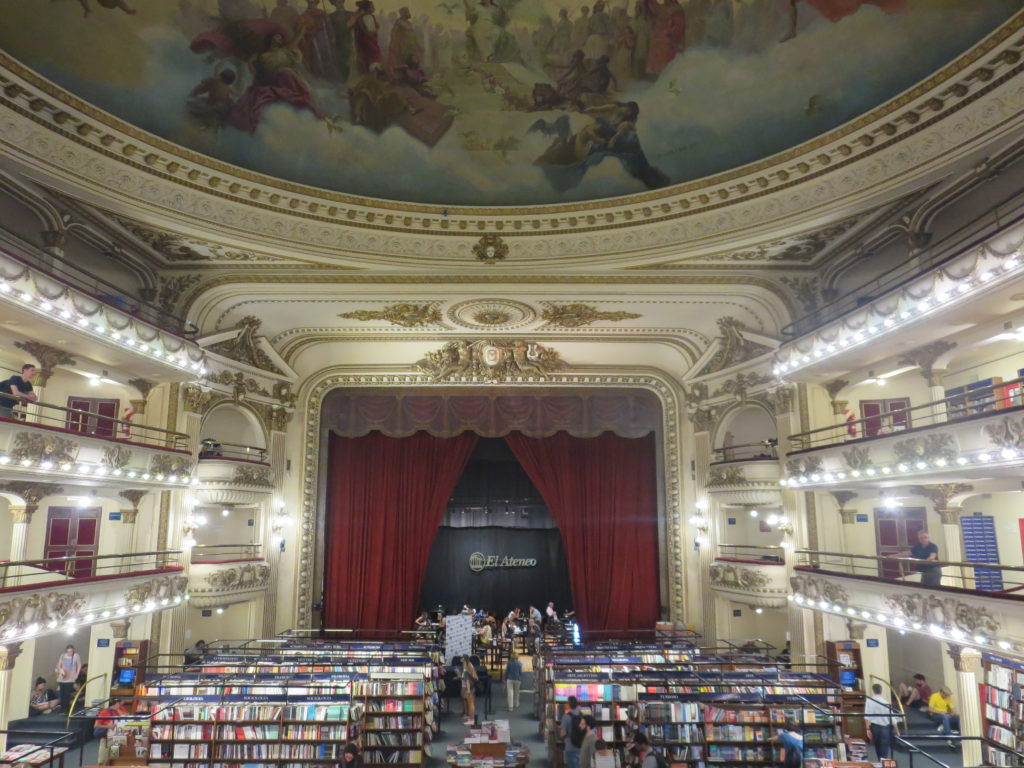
[0, 452, 196, 485]
[0, 594, 187, 644]
[781, 446, 1021, 488]
[791, 592, 1017, 654]
[0, 280, 205, 374]
[773, 252, 1023, 376]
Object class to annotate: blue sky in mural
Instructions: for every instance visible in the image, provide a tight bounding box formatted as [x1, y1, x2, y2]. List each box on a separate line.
[1, 0, 1019, 206]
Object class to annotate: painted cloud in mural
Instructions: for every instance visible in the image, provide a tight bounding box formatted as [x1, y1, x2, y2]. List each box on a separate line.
[1, 0, 1018, 206]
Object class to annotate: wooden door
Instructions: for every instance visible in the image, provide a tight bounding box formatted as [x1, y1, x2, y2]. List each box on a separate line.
[875, 506, 926, 579]
[66, 397, 119, 438]
[44, 506, 101, 577]
[859, 398, 912, 437]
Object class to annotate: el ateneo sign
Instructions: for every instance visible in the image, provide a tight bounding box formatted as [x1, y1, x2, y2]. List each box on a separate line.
[468, 552, 538, 572]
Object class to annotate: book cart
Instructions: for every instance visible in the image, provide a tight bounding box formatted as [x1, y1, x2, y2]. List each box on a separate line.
[132, 641, 441, 768]
[535, 643, 855, 768]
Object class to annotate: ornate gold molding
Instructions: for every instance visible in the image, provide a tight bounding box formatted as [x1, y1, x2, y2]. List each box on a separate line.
[540, 304, 642, 329]
[0, 481, 64, 517]
[12, 341, 76, 386]
[338, 303, 443, 328]
[415, 340, 563, 382]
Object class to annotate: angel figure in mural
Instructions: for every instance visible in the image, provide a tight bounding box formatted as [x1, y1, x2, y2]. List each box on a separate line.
[463, 0, 521, 63]
[528, 102, 668, 192]
[71, 0, 136, 16]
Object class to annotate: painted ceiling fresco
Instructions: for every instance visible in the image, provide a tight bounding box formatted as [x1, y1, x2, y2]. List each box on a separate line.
[1, 1, 1019, 206]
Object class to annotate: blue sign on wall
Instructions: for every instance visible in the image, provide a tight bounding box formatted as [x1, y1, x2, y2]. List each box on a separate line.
[866, 638, 879, 648]
[960, 515, 1002, 590]
[856, 513, 869, 523]
[732, 609, 742, 617]
[202, 610, 212, 617]
[97, 638, 110, 648]
[727, 517, 736, 525]
[108, 511, 122, 521]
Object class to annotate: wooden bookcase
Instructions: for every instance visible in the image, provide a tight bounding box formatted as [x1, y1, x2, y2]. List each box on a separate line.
[111, 640, 150, 698]
[980, 654, 1024, 767]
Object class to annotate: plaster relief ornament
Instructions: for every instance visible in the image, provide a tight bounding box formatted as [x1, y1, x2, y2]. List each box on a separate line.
[708, 466, 746, 487]
[892, 432, 956, 465]
[472, 234, 509, 264]
[446, 299, 536, 330]
[207, 316, 284, 374]
[539, 303, 642, 328]
[709, 563, 771, 590]
[338, 303, 443, 328]
[417, 339, 562, 381]
[11, 432, 79, 465]
[232, 465, 274, 487]
[698, 317, 773, 375]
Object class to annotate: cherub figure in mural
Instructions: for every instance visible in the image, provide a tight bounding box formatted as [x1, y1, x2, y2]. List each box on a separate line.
[348, 0, 383, 74]
[463, 0, 520, 64]
[528, 102, 668, 192]
[298, 0, 338, 79]
[72, 0, 135, 16]
[186, 67, 241, 129]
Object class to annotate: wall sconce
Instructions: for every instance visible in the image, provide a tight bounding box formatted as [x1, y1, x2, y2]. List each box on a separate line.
[690, 505, 709, 548]
[182, 512, 207, 548]
[765, 514, 794, 536]
[271, 501, 292, 549]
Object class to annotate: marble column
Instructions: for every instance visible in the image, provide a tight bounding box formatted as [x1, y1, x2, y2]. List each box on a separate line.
[938, 507, 966, 587]
[8, 506, 32, 586]
[0, 643, 24, 751]
[119, 508, 138, 573]
[693, 428, 718, 642]
[950, 645, 983, 767]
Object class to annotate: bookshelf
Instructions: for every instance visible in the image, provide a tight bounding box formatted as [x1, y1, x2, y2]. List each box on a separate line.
[980, 654, 1024, 767]
[355, 672, 430, 767]
[111, 640, 150, 698]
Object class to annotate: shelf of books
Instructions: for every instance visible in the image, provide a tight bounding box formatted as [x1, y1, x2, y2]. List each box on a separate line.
[980, 654, 1024, 767]
[354, 671, 431, 767]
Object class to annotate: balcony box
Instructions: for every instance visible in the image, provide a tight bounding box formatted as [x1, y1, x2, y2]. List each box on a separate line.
[707, 459, 782, 507]
[188, 560, 271, 609]
[710, 558, 789, 608]
[195, 458, 274, 504]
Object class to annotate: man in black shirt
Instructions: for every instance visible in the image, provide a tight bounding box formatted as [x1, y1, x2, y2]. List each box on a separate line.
[900, 529, 941, 586]
[0, 364, 39, 419]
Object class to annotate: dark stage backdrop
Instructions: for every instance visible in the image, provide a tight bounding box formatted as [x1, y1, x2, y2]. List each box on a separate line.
[420, 527, 572, 618]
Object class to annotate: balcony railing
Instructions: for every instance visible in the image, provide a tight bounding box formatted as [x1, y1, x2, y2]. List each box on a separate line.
[1, 396, 189, 451]
[717, 544, 786, 564]
[1, 245, 198, 338]
[789, 375, 1024, 451]
[793, 549, 1024, 594]
[780, 187, 1024, 338]
[199, 441, 268, 463]
[0, 549, 181, 588]
[711, 440, 778, 464]
[190, 543, 263, 564]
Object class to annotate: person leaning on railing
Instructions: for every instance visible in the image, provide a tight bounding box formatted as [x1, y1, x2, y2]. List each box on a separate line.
[892, 530, 941, 586]
[0, 363, 38, 419]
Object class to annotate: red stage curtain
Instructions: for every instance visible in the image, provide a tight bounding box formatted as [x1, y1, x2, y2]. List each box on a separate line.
[324, 430, 478, 631]
[504, 431, 660, 633]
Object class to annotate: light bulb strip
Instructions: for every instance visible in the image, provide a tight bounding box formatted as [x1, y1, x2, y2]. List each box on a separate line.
[779, 447, 1017, 489]
[0, 273, 206, 375]
[0, 591, 189, 644]
[774, 246, 1024, 377]
[790, 591, 1020, 655]
[0, 452, 195, 487]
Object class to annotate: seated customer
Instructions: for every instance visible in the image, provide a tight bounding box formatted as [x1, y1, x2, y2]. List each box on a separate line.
[29, 678, 60, 716]
[927, 687, 961, 748]
[898, 673, 932, 708]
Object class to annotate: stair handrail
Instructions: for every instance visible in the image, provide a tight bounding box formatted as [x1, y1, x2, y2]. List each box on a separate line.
[867, 674, 908, 732]
[65, 672, 108, 727]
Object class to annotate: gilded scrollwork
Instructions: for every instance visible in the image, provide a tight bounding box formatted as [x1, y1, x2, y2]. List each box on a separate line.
[232, 465, 274, 487]
[102, 444, 132, 470]
[709, 563, 773, 590]
[207, 316, 284, 374]
[338, 303, 443, 328]
[982, 415, 1024, 450]
[708, 466, 746, 487]
[539, 303, 642, 328]
[785, 456, 823, 477]
[124, 574, 189, 607]
[841, 445, 872, 471]
[198, 562, 271, 592]
[884, 592, 1000, 636]
[416, 339, 562, 382]
[892, 433, 956, 465]
[0, 591, 87, 636]
[789, 573, 849, 605]
[149, 454, 194, 477]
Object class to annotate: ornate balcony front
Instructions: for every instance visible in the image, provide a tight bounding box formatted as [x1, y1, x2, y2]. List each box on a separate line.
[195, 442, 273, 503]
[783, 379, 1024, 492]
[187, 554, 270, 609]
[707, 455, 783, 507]
[0, 404, 193, 490]
[0, 551, 186, 643]
[710, 546, 788, 609]
[791, 551, 1024, 661]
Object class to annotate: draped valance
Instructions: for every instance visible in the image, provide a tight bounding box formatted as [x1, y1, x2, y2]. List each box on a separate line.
[321, 388, 661, 439]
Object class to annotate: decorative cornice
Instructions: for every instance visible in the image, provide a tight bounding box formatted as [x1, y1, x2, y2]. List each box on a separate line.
[12, 341, 76, 386]
[206, 316, 284, 375]
[415, 340, 563, 382]
[539, 304, 642, 329]
[338, 303, 443, 328]
[897, 340, 958, 386]
[0, 481, 65, 516]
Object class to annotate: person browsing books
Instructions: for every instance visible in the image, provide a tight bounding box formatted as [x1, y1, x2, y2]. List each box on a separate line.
[864, 683, 899, 759]
[578, 715, 599, 768]
[560, 696, 584, 768]
[505, 651, 522, 711]
[776, 718, 804, 768]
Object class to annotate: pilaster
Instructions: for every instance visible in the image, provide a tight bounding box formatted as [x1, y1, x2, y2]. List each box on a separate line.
[949, 645, 983, 768]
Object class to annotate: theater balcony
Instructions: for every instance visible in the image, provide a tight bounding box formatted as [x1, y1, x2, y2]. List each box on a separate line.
[194, 442, 273, 503]
[772, 200, 1024, 384]
[0, 550, 186, 643]
[187, 544, 270, 609]
[790, 550, 1024, 661]
[780, 376, 1024, 491]
[0, 402, 193, 489]
[708, 442, 782, 506]
[710, 545, 789, 609]
[0, 244, 204, 381]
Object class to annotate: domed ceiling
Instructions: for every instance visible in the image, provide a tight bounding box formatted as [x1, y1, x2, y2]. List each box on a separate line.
[0, 0, 1018, 207]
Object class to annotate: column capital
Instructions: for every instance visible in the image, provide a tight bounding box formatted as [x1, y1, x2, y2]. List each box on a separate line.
[897, 340, 957, 387]
[111, 620, 131, 639]
[0, 642, 23, 671]
[938, 507, 962, 526]
[911, 483, 973, 517]
[8, 505, 31, 525]
[830, 491, 858, 525]
[120, 508, 138, 525]
[948, 643, 982, 674]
